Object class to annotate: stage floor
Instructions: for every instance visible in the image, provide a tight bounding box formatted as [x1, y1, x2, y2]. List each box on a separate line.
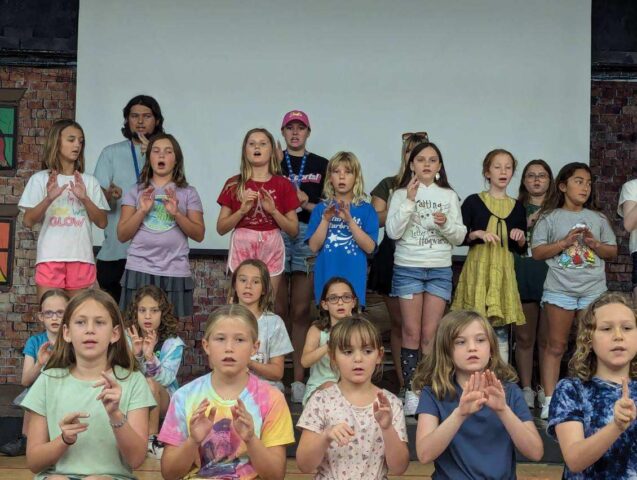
[0, 456, 564, 479]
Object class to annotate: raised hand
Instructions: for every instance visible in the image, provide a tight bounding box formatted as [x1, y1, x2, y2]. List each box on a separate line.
[138, 133, 149, 155]
[46, 170, 67, 202]
[36, 341, 53, 367]
[482, 370, 506, 413]
[106, 182, 122, 201]
[69, 171, 87, 201]
[58, 412, 90, 445]
[163, 187, 179, 216]
[326, 422, 355, 447]
[126, 326, 143, 357]
[457, 372, 486, 417]
[275, 140, 284, 163]
[336, 201, 353, 223]
[138, 186, 155, 214]
[142, 329, 158, 360]
[189, 399, 216, 445]
[94, 371, 122, 416]
[322, 201, 338, 222]
[231, 398, 255, 443]
[509, 228, 525, 243]
[614, 378, 637, 432]
[406, 175, 419, 201]
[373, 390, 394, 430]
[260, 188, 276, 215]
[433, 211, 447, 226]
[239, 189, 258, 215]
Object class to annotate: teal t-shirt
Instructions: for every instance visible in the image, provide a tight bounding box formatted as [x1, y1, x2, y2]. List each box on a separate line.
[21, 366, 156, 480]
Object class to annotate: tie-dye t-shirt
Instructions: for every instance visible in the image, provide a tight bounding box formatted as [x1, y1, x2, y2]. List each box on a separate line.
[158, 372, 294, 479]
[548, 377, 637, 479]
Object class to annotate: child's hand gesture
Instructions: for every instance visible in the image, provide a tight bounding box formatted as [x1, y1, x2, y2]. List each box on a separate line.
[483, 370, 507, 413]
[326, 422, 355, 447]
[142, 329, 158, 360]
[581, 228, 600, 250]
[94, 371, 122, 416]
[106, 182, 122, 201]
[477, 230, 500, 244]
[189, 399, 216, 445]
[36, 341, 53, 367]
[509, 228, 525, 243]
[559, 227, 585, 250]
[46, 170, 67, 202]
[322, 201, 338, 222]
[126, 326, 143, 357]
[163, 187, 179, 216]
[458, 372, 486, 417]
[139, 186, 155, 214]
[239, 189, 258, 215]
[260, 188, 277, 215]
[433, 211, 447, 226]
[231, 398, 255, 442]
[373, 390, 394, 430]
[614, 378, 636, 432]
[406, 175, 419, 201]
[336, 201, 353, 223]
[69, 171, 87, 201]
[296, 188, 309, 207]
[58, 412, 90, 446]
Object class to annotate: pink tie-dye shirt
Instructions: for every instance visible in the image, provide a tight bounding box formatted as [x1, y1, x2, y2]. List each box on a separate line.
[158, 373, 294, 479]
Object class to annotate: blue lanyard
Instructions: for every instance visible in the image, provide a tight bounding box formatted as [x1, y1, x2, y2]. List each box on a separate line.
[130, 141, 141, 180]
[284, 150, 307, 188]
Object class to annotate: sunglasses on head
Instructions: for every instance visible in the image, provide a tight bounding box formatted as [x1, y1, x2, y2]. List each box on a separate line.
[402, 131, 429, 142]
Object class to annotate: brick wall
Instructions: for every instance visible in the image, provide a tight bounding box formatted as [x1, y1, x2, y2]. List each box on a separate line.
[590, 79, 637, 292]
[1, 68, 636, 384]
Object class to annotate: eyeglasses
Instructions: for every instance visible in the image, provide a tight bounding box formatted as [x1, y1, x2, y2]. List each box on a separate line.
[41, 310, 65, 319]
[138, 307, 161, 315]
[402, 131, 429, 142]
[525, 173, 549, 181]
[325, 294, 355, 304]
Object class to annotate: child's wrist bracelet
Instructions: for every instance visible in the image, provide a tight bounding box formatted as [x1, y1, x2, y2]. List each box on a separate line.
[110, 414, 128, 429]
[61, 434, 74, 446]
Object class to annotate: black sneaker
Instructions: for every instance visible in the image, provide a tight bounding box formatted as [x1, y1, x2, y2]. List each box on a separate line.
[0, 435, 27, 456]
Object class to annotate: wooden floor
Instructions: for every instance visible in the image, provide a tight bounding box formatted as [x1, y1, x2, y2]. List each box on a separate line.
[0, 456, 564, 479]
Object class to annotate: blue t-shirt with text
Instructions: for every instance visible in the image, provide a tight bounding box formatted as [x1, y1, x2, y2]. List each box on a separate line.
[305, 200, 378, 306]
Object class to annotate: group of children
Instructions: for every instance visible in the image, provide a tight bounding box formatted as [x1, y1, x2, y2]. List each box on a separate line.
[2, 102, 637, 479]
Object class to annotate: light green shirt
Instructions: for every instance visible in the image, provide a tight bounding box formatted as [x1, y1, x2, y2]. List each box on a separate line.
[22, 366, 156, 480]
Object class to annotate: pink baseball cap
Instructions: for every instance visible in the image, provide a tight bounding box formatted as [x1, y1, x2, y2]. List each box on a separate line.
[281, 110, 310, 129]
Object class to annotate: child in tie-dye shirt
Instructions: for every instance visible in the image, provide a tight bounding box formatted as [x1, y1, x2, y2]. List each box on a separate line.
[125, 285, 185, 458]
[159, 304, 294, 480]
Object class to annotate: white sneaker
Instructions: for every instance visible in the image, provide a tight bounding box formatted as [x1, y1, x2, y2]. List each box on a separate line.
[404, 390, 419, 416]
[147, 434, 164, 459]
[522, 387, 536, 409]
[291, 381, 306, 404]
[540, 395, 552, 420]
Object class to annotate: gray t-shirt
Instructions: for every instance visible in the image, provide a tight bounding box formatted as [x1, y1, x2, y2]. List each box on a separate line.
[532, 208, 616, 296]
[93, 140, 143, 261]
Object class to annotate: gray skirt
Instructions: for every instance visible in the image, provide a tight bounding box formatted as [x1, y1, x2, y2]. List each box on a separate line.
[119, 269, 193, 317]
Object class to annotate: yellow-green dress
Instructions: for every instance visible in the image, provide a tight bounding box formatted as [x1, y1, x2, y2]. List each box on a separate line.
[451, 192, 525, 327]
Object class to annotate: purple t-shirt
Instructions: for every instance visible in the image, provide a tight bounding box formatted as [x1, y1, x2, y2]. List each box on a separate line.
[122, 182, 203, 277]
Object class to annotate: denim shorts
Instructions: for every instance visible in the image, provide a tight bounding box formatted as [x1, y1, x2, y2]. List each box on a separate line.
[541, 290, 602, 311]
[391, 265, 453, 301]
[282, 222, 315, 274]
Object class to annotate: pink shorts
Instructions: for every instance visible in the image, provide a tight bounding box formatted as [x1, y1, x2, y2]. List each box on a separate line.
[228, 228, 285, 276]
[35, 261, 97, 290]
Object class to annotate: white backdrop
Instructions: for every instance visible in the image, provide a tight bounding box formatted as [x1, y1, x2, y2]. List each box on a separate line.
[77, 0, 591, 251]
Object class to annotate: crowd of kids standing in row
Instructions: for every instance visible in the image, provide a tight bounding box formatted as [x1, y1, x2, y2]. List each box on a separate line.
[2, 94, 637, 479]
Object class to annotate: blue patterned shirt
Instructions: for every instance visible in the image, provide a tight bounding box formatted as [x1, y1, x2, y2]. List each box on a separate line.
[548, 377, 637, 479]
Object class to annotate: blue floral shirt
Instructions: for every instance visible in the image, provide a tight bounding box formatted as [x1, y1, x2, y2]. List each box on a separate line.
[548, 377, 637, 479]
